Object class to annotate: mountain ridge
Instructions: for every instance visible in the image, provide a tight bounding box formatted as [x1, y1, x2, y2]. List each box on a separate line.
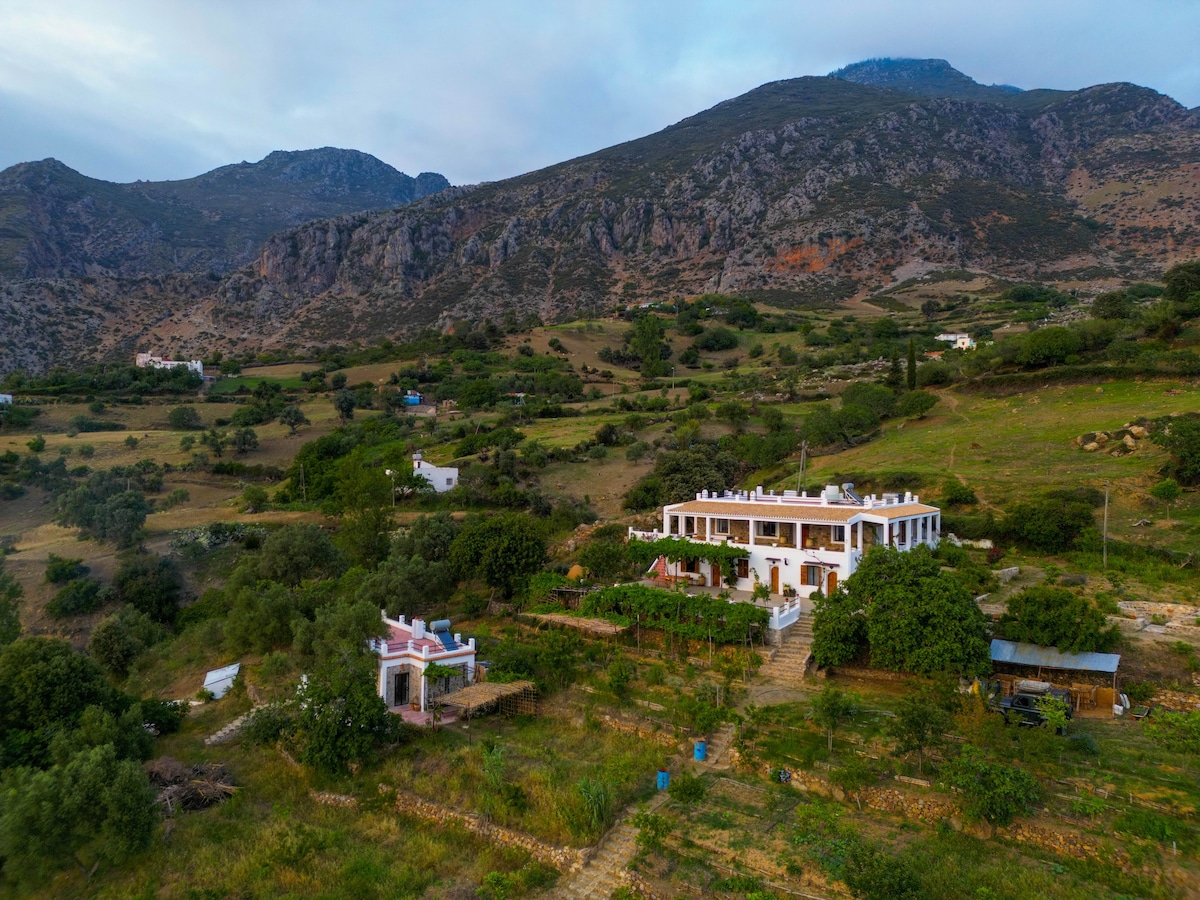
[0, 148, 449, 280]
[3, 61, 1199, 373]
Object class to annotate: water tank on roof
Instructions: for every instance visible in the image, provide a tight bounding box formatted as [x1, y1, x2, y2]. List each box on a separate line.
[822, 485, 841, 502]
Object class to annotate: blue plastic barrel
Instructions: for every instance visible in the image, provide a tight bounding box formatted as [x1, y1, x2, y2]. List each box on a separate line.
[694, 740, 707, 762]
[656, 769, 670, 790]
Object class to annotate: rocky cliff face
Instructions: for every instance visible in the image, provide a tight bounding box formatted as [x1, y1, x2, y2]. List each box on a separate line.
[0, 148, 449, 279]
[5, 61, 1199, 373]
[185, 68, 1198, 359]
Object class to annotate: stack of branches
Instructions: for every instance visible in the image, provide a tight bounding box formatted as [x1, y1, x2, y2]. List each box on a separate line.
[146, 756, 237, 814]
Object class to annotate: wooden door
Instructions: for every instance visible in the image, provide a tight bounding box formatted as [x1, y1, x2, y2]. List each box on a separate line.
[711, 564, 721, 586]
[827, 571, 837, 594]
[770, 566, 779, 594]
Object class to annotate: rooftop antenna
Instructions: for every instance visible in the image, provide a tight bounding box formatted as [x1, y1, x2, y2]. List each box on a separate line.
[796, 440, 808, 494]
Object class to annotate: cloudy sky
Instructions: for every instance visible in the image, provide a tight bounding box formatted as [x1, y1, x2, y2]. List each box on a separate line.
[2, 1, 1197, 186]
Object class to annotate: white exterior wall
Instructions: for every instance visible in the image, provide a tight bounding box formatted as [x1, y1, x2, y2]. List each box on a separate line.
[641, 489, 940, 602]
[413, 458, 459, 493]
[135, 353, 203, 375]
[373, 614, 476, 711]
[0, 394, 11, 405]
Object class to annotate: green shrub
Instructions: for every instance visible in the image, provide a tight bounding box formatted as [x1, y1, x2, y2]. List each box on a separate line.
[667, 771, 707, 805]
[46, 577, 105, 618]
[44, 553, 88, 584]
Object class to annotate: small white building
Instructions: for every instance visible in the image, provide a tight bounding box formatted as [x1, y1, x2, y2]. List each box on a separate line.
[135, 352, 204, 376]
[0, 394, 11, 406]
[412, 451, 458, 493]
[370, 613, 477, 712]
[935, 333, 976, 351]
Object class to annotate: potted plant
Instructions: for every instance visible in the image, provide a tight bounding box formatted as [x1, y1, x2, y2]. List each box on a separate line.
[782, 584, 797, 599]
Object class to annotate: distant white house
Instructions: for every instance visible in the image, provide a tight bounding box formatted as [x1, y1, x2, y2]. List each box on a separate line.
[412, 452, 458, 493]
[935, 333, 976, 351]
[135, 352, 204, 376]
[0, 394, 11, 406]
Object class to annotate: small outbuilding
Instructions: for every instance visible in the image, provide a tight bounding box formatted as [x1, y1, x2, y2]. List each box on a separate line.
[990, 639, 1122, 714]
[203, 663, 242, 700]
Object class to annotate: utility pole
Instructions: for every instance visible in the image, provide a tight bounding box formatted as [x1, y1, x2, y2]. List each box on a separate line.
[1103, 481, 1110, 569]
[385, 469, 397, 508]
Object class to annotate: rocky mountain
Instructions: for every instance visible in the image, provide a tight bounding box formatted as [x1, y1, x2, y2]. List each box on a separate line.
[0, 148, 449, 279]
[4, 60, 1199, 372]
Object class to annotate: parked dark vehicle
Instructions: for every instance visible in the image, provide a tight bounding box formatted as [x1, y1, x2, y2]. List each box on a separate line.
[991, 680, 1072, 733]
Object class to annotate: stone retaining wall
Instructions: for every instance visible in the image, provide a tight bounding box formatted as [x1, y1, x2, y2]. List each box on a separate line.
[597, 714, 687, 750]
[382, 786, 588, 874]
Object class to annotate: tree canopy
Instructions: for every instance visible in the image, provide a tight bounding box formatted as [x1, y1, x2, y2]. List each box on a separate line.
[811, 546, 990, 677]
[998, 585, 1120, 653]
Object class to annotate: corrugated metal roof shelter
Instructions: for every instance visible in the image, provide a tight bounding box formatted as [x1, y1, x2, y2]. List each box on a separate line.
[203, 663, 241, 700]
[990, 639, 1120, 689]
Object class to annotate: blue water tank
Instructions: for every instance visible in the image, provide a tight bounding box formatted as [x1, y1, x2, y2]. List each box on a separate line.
[694, 740, 707, 762]
[656, 769, 670, 790]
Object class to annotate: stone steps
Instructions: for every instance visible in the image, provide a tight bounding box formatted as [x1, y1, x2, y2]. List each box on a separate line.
[556, 792, 670, 899]
[759, 621, 814, 683]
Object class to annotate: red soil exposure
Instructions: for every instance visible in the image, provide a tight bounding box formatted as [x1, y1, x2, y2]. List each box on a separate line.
[770, 236, 864, 273]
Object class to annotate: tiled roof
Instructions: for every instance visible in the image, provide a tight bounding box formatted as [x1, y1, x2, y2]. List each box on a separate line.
[668, 500, 937, 522]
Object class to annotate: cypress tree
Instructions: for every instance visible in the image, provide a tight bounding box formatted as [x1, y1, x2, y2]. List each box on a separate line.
[906, 338, 917, 391]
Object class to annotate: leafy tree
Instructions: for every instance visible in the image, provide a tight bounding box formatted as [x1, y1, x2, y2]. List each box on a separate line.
[391, 511, 460, 563]
[1001, 497, 1094, 553]
[1149, 477, 1182, 523]
[896, 390, 937, 419]
[868, 567, 990, 677]
[45, 553, 88, 584]
[810, 686, 858, 752]
[940, 747, 1041, 825]
[1014, 326, 1081, 367]
[335, 456, 394, 568]
[0, 637, 120, 768]
[199, 427, 228, 458]
[997, 585, 1120, 653]
[1163, 260, 1200, 305]
[258, 524, 344, 587]
[292, 649, 397, 774]
[920, 299, 940, 320]
[826, 546, 989, 677]
[279, 405, 311, 435]
[292, 598, 387, 667]
[842, 841, 923, 900]
[694, 326, 739, 352]
[1092, 290, 1131, 320]
[887, 684, 958, 773]
[449, 513, 546, 599]
[1153, 413, 1200, 486]
[333, 388, 356, 424]
[46, 578, 104, 619]
[113, 552, 182, 625]
[578, 540, 629, 580]
[242, 484, 269, 513]
[630, 315, 669, 377]
[225, 582, 298, 655]
[356, 553, 455, 619]
[230, 427, 259, 455]
[166, 406, 202, 430]
[88, 607, 162, 678]
[841, 382, 897, 419]
[0, 744, 157, 884]
[57, 472, 153, 547]
[26, 435, 45, 453]
[0, 558, 21, 648]
[811, 588, 868, 667]
[715, 400, 750, 430]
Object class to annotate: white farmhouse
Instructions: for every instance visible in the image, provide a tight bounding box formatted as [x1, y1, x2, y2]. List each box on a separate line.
[935, 333, 976, 350]
[369, 613, 477, 712]
[0, 394, 11, 406]
[135, 352, 204, 376]
[412, 451, 458, 493]
[631, 484, 940, 602]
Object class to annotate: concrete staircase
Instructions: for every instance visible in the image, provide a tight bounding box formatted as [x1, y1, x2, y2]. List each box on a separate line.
[758, 616, 813, 684]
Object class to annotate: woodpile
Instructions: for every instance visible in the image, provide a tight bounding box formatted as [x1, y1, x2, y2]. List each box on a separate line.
[146, 756, 237, 814]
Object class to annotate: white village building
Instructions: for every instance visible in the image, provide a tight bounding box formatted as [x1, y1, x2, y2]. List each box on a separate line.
[369, 613, 477, 712]
[135, 352, 204, 376]
[412, 451, 458, 493]
[630, 484, 940, 621]
[935, 333, 976, 350]
[0, 394, 11, 406]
